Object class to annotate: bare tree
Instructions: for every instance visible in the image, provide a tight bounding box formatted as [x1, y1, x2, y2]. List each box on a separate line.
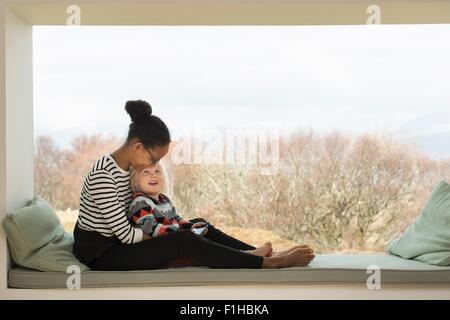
[34, 136, 63, 208]
[34, 131, 450, 253]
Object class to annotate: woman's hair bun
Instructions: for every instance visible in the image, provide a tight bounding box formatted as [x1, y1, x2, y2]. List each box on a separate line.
[125, 100, 152, 123]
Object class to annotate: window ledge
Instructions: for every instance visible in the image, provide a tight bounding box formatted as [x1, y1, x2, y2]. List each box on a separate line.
[8, 254, 450, 289]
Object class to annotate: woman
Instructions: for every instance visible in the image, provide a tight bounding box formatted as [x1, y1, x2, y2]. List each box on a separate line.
[73, 100, 315, 270]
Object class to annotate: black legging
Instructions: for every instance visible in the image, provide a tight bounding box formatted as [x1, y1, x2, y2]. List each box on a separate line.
[89, 218, 264, 270]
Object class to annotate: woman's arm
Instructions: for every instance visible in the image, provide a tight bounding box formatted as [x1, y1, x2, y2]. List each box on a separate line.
[88, 170, 144, 244]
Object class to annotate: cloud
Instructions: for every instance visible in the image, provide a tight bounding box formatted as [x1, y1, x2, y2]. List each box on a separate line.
[33, 25, 450, 156]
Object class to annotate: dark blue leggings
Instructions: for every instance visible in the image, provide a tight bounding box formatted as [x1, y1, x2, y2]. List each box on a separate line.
[89, 218, 263, 270]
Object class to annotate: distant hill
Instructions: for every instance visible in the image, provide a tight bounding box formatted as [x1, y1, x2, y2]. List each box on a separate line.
[397, 112, 450, 159]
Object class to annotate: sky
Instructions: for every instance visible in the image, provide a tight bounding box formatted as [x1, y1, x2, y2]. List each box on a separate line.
[33, 25, 450, 158]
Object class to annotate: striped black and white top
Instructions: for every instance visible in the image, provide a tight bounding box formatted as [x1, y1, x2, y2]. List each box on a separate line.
[76, 154, 143, 244]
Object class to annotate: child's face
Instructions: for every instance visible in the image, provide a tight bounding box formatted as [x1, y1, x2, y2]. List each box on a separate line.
[136, 163, 164, 197]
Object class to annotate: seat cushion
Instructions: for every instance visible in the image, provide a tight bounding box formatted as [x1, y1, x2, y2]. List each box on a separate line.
[388, 181, 450, 266]
[8, 254, 450, 289]
[2, 196, 89, 272]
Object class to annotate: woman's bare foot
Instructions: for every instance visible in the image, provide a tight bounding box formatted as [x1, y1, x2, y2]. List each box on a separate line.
[262, 247, 315, 269]
[272, 244, 312, 257]
[246, 241, 272, 257]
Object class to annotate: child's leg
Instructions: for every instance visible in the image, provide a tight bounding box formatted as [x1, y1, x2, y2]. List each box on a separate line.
[190, 218, 256, 251]
[89, 229, 263, 271]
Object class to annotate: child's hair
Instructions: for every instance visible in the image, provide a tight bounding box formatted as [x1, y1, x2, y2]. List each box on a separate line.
[125, 100, 171, 148]
[129, 168, 139, 193]
[129, 162, 171, 196]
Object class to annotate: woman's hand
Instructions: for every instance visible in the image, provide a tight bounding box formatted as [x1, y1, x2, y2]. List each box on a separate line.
[191, 222, 208, 235]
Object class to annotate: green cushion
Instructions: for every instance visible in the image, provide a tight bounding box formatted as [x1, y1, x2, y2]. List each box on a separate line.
[388, 181, 450, 266]
[2, 196, 89, 272]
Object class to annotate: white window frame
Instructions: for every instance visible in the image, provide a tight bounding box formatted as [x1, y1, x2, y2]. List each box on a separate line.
[1, 0, 450, 299]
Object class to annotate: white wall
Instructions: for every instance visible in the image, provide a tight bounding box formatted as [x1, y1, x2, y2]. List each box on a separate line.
[0, 0, 7, 295]
[0, 4, 34, 292]
[5, 5, 34, 211]
[3, 284, 450, 300]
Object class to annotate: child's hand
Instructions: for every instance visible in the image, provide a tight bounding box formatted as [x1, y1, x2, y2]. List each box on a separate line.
[142, 232, 151, 240]
[191, 222, 208, 235]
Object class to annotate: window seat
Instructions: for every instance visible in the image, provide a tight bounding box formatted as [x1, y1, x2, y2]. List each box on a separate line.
[8, 253, 450, 289]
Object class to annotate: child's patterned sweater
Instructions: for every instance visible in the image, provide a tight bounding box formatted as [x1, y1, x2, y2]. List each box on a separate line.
[127, 192, 193, 237]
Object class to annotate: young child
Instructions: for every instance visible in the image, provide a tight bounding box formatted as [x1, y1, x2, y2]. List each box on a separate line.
[128, 163, 275, 254]
[128, 163, 203, 237]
